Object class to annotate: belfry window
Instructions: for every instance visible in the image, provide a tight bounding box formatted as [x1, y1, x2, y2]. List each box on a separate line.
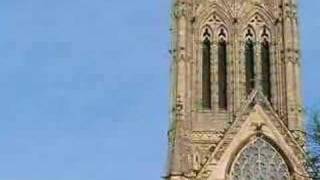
[245, 38, 255, 95]
[202, 36, 212, 109]
[218, 37, 227, 110]
[261, 38, 271, 101]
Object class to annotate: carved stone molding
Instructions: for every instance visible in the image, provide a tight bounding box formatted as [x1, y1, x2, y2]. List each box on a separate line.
[191, 131, 224, 143]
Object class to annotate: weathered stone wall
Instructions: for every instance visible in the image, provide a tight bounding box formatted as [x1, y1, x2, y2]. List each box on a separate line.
[166, 0, 308, 179]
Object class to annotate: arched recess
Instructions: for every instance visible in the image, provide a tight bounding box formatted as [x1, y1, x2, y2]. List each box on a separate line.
[260, 26, 272, 102]
[217, 26, 228, 110]
[197, 8, 232, 110]
[228, 135, 293, 180]
[196, 6, 232, 111]
[240, 10, 276, 99]
[201, 27, 213, 109]
[244, 26, 256, 95]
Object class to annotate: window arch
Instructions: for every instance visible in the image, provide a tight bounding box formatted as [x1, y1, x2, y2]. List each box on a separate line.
[245, 35, 255, 95]
[261, 27, 272, 101]
[218, 28, 228, 110]
[230, 137, 290, 180]
[202, 28, 212, 109]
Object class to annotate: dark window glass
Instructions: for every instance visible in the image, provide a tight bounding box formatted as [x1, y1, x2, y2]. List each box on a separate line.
[218, 39, 227, 110]
[261, 40, 271, 101]
[202, 38, 211, 109]
[245, 39, 255, 95]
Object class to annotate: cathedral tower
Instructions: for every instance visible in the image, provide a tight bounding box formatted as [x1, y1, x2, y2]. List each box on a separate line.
[166, 0, 309, 179]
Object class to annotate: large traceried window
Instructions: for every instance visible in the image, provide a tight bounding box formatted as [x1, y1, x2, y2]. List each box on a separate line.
[202, 28, 212, 109]
[230, 137, 290, 180]
[245, 36, 255, 95]
[218, 29, 228, 110]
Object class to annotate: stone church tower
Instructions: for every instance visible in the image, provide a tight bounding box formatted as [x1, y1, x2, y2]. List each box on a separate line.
[165, 0, 310, 179]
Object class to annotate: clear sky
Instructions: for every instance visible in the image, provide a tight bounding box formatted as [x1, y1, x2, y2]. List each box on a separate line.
[0, 1, 318, 180]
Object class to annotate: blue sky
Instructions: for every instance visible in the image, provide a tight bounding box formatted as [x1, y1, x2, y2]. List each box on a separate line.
[0, 1, 318, 180]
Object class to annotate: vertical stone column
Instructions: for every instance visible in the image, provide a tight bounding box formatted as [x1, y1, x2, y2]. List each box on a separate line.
[212, 40, 219, 113]
[238, 39, 246, 106]
[291, 1, 304, 131]
[228, 40, 235, 114]
[233, 26, 242, 114]
[282, 0, 303, 130]
[282, 0, 299, 130]
[167, 0, 193, 179]
[278, 17, 288, 123]
[270, 41, 276, 107]
[274, 19, 287, 121]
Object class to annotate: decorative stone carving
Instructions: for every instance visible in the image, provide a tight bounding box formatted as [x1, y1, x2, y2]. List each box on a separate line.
[291, 130, 306, 149]
[173, 2, 191, 19]
[191, 131, 224, 143]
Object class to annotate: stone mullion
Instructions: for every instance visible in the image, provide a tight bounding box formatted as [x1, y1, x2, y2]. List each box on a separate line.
[190, 37, 195, 111]
[212, 40, 219, 113]
[232, 30, 240, 115]
[270, 42, 277, 107]
[235, 31, 244, 112]
[227, 41, 234, 115]
[238, 40, 246, 104]
[255, 41, 262, 92]
[270, 22, 280, 117]
[274, 41, 284, 116]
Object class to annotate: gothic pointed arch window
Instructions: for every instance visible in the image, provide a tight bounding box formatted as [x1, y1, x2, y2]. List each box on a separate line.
[230, 137, 290, 180]
[218, 28, 228, 110]
[202, 28, 212, 109]
[245, 29, 255, 95]
[261, 27, 272, 101]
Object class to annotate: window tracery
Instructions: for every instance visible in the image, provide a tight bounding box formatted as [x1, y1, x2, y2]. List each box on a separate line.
[230, 137, 290, 180]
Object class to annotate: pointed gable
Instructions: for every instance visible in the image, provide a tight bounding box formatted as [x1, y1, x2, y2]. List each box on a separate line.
[195, 91, 308, 179]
